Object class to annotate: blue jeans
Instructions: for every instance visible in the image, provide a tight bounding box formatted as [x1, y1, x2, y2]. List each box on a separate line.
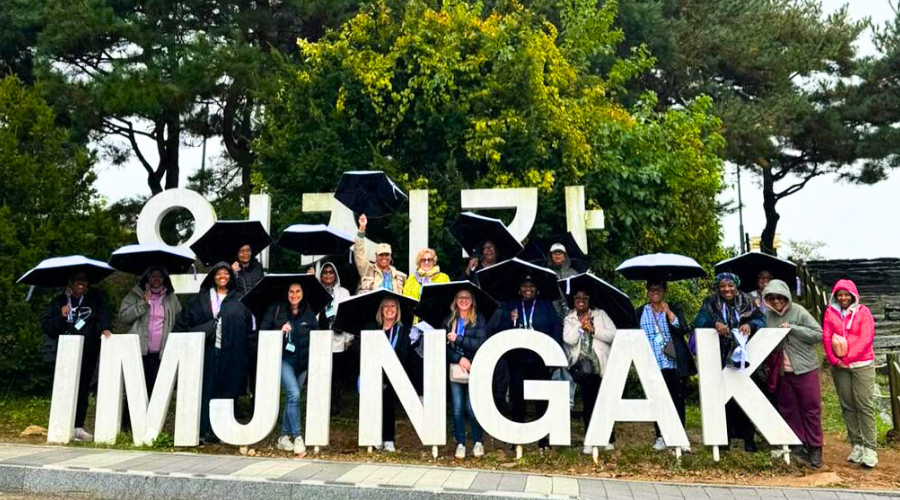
[280, 359, 308, 437]
[450, 381, 483, 445]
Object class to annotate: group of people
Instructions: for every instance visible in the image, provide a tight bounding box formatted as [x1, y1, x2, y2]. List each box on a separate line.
[38, 217, 879, 468]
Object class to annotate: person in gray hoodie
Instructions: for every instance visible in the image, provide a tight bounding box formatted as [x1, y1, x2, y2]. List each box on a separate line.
[762, 279, 824, 468]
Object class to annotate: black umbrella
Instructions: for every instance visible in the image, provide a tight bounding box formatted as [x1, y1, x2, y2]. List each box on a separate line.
[109, 243, 197, 275]
[190, 220, 273, 267]
[475, 258, 562, 302]
[449, 212, 524, 262]
[277, 224, 355, 257]
[332, 289, 418, 335]
[334, 171, 408, 218]
[520, 232, 591, 273]
[17, 255, 116, 288]
[559, 273, 637, 328]
[714, 252, 798, 293]
[616, 253, 706, 282]
[413, 281, 499, 329]
[240, 274, 332, 319]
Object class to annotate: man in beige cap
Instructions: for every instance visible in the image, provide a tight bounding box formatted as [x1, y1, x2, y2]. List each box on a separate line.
[354, 214, 407, 293]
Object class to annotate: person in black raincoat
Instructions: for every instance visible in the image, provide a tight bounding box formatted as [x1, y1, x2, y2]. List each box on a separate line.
[232, 244, 264, 408]
[358, 296, 411, 453]
[174, 262, 255, 443]
[262, 281, 317, 456]
[40, 272, 112, 442]
[694, 272, 765, 452]
[498, 275, 562, 451]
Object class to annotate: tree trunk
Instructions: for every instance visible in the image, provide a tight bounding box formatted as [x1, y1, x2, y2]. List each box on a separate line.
[760, 165, 779, 256]
[163, 113, 181, 190]
[223, 83, 256, 206]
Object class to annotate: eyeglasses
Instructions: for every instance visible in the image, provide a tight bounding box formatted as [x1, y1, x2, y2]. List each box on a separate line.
[377, 253, 391, 257]
[574, 295, 590, 301]
[420, 258, 435, 263]
[321, 269, 335, 274]
[237, 248, 252, 254]
[457, 296, 473, 302]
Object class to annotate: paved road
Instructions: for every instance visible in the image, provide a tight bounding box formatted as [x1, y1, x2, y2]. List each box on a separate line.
[0, 443, 897, 500]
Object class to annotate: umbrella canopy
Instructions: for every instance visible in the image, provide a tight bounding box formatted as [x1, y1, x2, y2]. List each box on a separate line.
[190, 220, 273, 267]
[277, 224, 355, 257]
[616, 253, 706, 282]
[714, 252, 797, 293]
[332, 289, 418, 335]
[334, 171, 408, 218]
[109, 243, 196, 275]
[413, 281, 499, 329]
[449, 212, 524, 262]
[240, 274, 332, 319]
[520, 232, 590, 273]
[559, 273, 637, 328]
[17, 255, 115, 288]
[476, 258, 562, 302]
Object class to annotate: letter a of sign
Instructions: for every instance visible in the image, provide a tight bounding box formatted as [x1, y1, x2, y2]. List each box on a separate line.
[695, 328, 801, 447]
[583, 329, 689, 448]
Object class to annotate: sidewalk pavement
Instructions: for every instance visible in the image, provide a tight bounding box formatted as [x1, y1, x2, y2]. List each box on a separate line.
[0, 443, 897, 500]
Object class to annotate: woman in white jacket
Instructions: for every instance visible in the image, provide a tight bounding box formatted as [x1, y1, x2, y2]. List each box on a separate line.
[562, 289, 616, 454]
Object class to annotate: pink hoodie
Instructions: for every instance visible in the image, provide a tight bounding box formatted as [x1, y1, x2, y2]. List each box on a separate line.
[822, 279, 875, 367]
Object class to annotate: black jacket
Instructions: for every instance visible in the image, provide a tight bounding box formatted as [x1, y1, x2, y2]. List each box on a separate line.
[261, 301, 317, 372]
[175, 263, 255, 398]
[635, 303, 697, 378]
[443, 313, 488, 364]
[498, 298, 562, 365]
[40, 288, 111, 363]
[234, 259, 264, 295]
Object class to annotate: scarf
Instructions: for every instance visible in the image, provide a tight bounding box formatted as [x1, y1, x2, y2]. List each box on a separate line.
[414, 266, 442, 284]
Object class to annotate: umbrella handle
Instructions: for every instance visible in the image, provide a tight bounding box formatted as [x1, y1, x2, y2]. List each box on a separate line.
[25, 285, 34, 302]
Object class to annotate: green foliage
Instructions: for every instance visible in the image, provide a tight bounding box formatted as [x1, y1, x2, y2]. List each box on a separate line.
[0, 77, 128, 393]
[256, 0, 725, 278]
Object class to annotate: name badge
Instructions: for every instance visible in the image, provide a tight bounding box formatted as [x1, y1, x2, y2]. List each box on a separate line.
[74, 318, 86, 331]
[285, 342, 296, 353]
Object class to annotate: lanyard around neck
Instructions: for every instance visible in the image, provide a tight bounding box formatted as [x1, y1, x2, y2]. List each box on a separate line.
[520, 300, 536, 329]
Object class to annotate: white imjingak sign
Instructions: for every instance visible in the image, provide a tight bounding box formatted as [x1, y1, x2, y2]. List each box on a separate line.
[47, 328, 803, 456]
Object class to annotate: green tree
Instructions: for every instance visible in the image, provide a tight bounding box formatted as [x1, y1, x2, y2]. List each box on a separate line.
[0, 77, 128, 393]
[255, 0, 727, 278]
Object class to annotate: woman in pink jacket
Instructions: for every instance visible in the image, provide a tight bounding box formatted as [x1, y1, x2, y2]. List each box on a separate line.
[822, 279, 877, 468]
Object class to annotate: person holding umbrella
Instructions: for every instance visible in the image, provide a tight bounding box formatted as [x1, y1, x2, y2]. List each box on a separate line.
[402, 248, 450, 398]
[260, 281, 318, 457]
[822, 280, 878, 468]
[443, 288, 488, 460]
[463, 240, 499, 284]
[232, 245, 264, 295]
[562, 287, 616, 454]
[354, 214, 406, 293]
[750, 270, 774, 311]
[313, 261, 356, 415]
[760, 279, 824, 467]
[694, 273, 765, 453]
[39, 271, 112, 442]
[636, 280, 695, 453]
[114, 266, 182, 427]
[174, 263, 255, 444]
[497, 274, 562, 452]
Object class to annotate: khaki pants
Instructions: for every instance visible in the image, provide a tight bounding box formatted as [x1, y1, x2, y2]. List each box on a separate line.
[832, 364, 877, 449]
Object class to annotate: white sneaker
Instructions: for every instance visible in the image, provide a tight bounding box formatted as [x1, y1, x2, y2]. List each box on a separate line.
[293, 436, 307, 456]
[860, 447, 878, 468]
[455, 444, 466, 459]
[582, 445, 592, 455]
[652, 437, 666, 451]
[73, 428, 93, 442]
[847, 444, 863, 463]
[680, 444, 692, 454]
[276, 435, 293, 451]
[382, 441, 396, 453]
[473, 442, 484, 458]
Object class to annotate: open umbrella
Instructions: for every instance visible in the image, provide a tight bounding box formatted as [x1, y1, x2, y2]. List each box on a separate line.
[413, 281, 499, 329]
[240, 274, 332, 319]
[475, 258, 562, 302]
[190, 220, 273, 267]
[277, 224, 355, 257]
[714, 252, 797, 293]
[17, 255, 115, 288]
[334, 171, 408, 218]
[332, 289, 418, 335]
[559, 273, 637, 328]
[449, 212, 524, 262]
[109, 243, 196, 275]
[616, 253, 706, 282]
[520, 232, 590, 273]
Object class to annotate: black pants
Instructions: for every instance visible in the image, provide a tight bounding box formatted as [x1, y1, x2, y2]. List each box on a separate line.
[655, 368, 687, 438]
[492, 356, 510, 417]
[122, 354, 162, 431]
[74, 341, 100, 428]
[200, 347, 234, 439]
[509, 361, 552, 447]
[331, 350, 358, 416]
[382, 384, 398, 442]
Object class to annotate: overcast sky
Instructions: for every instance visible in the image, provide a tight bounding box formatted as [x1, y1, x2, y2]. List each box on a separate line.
[93, 0, 896, 260]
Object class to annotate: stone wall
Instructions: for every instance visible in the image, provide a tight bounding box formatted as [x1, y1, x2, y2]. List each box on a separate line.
[806, 258, 900, 341]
